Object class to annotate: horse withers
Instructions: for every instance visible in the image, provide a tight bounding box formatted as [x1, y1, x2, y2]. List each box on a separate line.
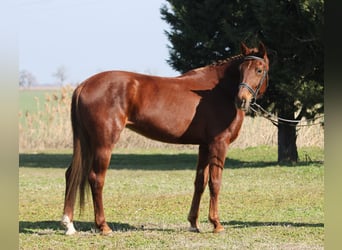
[61, 42, 269, 235]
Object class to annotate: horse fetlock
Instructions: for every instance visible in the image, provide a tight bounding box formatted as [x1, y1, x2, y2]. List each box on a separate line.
[187, 214, 197, 225]
[188, 215, 201, 233]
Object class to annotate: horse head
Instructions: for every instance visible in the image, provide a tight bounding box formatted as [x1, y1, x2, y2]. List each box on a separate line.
[236, 42, 269, 111]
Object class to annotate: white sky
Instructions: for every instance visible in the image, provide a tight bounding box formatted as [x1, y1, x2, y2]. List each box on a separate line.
[19, 0, 178, 85]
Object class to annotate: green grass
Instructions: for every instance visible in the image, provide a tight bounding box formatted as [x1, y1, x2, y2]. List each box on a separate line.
[19, 87, 72, 125]
[19, 147, 324, 249]
[19, 89, 51, 114]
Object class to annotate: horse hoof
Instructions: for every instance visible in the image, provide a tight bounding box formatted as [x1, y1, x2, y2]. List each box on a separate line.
[65, 228, 77, 235]
[100, 225, 113, 236]
[100, 229, 113, 236]
[61, 215, 77, 235]
[213, 226, 225, 233]
[189, 227, 200, 233]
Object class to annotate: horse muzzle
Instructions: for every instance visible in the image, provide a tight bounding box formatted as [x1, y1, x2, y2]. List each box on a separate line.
[236, 81, 257, 111]
[235, 97, 251, 111]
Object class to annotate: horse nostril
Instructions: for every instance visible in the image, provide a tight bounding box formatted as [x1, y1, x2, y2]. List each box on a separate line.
[236, 98, 251, 111]
[241, 99, 246, 109]
[235, 97, 249, 111]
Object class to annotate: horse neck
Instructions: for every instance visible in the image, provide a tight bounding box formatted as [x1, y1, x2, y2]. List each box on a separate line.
[213, 55, 243, 78]
[179, 55, 243, 94]
[213, 57, 243, 94]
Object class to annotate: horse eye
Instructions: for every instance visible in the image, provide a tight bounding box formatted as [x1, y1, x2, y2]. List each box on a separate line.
[256, 69, 263, 74]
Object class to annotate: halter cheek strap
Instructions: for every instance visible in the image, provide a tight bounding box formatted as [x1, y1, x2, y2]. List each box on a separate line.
[239, 56, 268, 101]
[239, 82, 256, 96]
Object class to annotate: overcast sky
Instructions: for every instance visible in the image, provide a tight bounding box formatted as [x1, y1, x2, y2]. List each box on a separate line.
[19, 0, 178, 85]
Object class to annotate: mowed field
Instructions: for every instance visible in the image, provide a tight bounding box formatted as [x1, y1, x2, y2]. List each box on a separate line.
[19, 88, 324, 249]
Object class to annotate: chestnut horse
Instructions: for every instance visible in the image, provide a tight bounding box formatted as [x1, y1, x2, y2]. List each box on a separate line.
[61, 42, 269, 235]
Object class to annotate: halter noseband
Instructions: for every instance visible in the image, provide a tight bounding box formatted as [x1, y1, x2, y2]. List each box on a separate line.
[239, 56, 268, 102]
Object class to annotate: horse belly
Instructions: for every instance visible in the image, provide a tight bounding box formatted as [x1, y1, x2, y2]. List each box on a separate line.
[127, 92, 200, 143]
[127, 108, 196, 144]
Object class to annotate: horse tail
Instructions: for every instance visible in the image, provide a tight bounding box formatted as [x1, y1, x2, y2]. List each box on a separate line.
[66, 83, 92, 212]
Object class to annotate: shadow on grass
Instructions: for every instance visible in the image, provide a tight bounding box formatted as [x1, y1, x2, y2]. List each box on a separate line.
[223, 220, 324, 228]
[19, 220, 138, 234]
[19, 220, 177, 234]
[19, 153, 322, 170]
[19, 219, 323, 235]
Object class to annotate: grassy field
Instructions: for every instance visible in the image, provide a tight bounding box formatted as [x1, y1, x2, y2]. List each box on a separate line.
[19, 89, 55, 114]
[19, 146, 324, 249]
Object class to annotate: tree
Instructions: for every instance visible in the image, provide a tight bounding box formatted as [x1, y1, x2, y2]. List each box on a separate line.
[19, 70, 37, 88]
[161, 0, 324, 163]
[249, 0, 324, 163]
[53, 65, 68, 86]
[161, 0, 244, 72]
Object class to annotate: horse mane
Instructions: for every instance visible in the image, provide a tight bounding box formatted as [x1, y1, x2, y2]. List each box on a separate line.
[210, 54, 244, 67]
[180, 54, 244, 77]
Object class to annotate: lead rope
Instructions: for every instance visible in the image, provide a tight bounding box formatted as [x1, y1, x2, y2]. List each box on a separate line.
[249, 102, 324, 127]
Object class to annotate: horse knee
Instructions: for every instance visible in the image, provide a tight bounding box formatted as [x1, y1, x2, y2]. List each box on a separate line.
[88, 170, 105, 188]
[209, 177, 221, 189]
[208, 168, 223, 196]
[209, 156, 224, 169]
[88, 170, 97, 184]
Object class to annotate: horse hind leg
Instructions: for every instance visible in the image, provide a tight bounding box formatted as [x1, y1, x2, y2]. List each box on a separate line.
[88, 145, 114, 235]
[88, 123, 125, 235]
[61, 165, 77, 235]
[62, 133, 84, 235]
[82, 101, 128, 234]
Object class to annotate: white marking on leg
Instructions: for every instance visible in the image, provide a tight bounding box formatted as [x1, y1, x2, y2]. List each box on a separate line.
[61, 215, 77, 235]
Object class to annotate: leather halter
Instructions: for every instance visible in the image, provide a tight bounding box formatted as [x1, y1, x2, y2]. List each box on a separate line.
[239, 56, 268, 102]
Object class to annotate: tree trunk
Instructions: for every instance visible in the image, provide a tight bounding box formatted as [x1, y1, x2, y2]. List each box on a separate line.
[277, 115, 299, 164]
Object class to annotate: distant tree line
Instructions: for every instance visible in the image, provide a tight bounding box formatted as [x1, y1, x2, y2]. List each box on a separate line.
[19, 70, 37, 88]
[19, 65, 69, 87]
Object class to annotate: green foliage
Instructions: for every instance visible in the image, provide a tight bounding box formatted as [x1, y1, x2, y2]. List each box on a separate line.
[254, 0, 324, 119]
[161, 0, 244, 73]
[161, 0, 324, 163]
[160, 0, 324, 120]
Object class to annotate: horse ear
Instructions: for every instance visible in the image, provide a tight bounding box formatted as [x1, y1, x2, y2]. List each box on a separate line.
[240, 42, 249, 55]
[258, 42, 267, 57]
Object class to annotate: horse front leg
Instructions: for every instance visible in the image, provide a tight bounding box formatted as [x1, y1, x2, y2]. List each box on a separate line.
[188, 144, 209, 232]
[88, 147, 113, 235]
[208, 143, 227, 233]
